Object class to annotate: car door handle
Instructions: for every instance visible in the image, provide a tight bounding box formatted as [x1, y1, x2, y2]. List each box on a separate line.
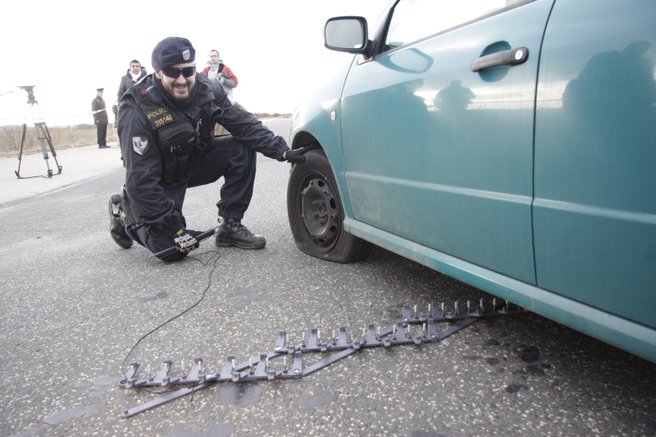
[470, 47, 529, 72]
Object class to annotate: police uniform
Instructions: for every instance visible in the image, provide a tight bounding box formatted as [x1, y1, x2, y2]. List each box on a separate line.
[111, 37, 290, 261]
[92, 88, 109, 148]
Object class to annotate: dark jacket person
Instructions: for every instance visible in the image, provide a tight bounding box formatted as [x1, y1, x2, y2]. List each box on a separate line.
[117, 59, 148, 101]
[92, 88, 109, 148]
[109, 37, 303, 261]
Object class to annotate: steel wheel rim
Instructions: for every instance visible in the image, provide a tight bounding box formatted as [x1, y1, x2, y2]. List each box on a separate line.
[300, 176, 340, 248]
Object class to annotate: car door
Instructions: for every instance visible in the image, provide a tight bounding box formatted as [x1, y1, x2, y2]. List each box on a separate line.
[533, 0, 656, 329]
[339, 0, 554, 283]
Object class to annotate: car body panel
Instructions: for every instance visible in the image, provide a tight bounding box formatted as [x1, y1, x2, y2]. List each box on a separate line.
[534, 0, 656, 330]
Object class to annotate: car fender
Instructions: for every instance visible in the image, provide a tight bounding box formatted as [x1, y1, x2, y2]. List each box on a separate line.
[291, 55, 359, 219]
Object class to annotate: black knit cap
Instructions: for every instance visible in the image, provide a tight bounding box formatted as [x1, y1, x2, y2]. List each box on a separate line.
[151, 37, 196, 71]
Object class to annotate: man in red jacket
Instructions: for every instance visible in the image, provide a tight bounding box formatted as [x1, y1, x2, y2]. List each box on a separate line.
[202, 49, 238, 102]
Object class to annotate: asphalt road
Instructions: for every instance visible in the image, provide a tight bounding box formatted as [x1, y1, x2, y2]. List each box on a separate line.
[1, 119, 655, 437]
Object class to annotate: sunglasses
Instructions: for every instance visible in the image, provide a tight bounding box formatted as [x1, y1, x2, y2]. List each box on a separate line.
[161, 65, 196, 78]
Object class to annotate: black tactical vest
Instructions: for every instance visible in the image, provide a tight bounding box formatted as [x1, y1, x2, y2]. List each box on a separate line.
[131, 75, 222, 183]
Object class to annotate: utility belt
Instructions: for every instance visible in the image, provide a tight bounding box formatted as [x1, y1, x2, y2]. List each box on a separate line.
[157, 120, 201, 184]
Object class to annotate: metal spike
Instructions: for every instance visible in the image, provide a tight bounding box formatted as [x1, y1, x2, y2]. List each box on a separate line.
[182, 358, 202, 383]
[121, 362, 139, 387]
[251, 354, 268, 379]
[366, 323, 379, 345]
[426, 319, 438, 339]
[152, 361, 172, 386]
[336, 326, 349, 348]
[396, 322, 408, 339]
[430, 302, 440, 320]
[306, 328, 319, 350]
[274, 331, 287, 351]
[219, 355, 234, 380]
[291, 351, 303, 375]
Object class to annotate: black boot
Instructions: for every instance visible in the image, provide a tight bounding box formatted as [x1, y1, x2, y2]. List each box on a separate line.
[109, 193, 133, 249]
[215, 217, 266, 249]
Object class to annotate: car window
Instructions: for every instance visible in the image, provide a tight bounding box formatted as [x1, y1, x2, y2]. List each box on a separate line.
[385, 0, 527, 49]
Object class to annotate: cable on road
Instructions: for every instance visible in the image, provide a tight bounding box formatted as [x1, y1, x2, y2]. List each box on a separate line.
[119, 249, 222, 382]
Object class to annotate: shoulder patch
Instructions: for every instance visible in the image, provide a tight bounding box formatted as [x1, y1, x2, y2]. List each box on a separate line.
[132, 136, 149, 156]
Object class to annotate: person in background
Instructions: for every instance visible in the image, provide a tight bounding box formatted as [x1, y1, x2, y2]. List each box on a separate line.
[109, 37, 304, 261]
[118, 59, 147, 101]
[114, 60, 147, 147]
[202, 49, 238, 102]
[92, 88, 109, 149]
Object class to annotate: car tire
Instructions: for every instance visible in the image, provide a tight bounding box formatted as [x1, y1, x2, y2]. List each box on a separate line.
[287, 148, 373, 263]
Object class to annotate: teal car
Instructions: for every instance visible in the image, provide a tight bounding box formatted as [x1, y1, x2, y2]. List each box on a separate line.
[286, 0, 656, 363]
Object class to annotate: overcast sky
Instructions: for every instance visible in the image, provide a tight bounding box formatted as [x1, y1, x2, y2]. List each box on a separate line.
[0, 0, 385, 126]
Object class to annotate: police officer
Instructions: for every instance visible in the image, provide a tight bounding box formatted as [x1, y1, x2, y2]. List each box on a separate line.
[109, 36, 303, 261]
[92, 88, 109, 148]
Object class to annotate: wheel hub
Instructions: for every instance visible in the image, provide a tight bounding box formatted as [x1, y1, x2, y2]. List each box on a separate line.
[300, 178, 339, 247]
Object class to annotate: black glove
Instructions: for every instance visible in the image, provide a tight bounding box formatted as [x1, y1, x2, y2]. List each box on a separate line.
[173, 230, 199, 253]
[284, 149, 306, 163]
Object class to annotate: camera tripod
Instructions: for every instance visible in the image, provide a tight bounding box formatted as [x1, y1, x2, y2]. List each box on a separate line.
[14, 86, 63, 179]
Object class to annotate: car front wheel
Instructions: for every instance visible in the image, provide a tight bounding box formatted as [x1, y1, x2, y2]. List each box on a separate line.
[287, 148, 372, 263]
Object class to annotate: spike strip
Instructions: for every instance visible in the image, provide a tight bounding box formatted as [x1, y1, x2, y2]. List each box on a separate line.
[120, 300, 523, 418]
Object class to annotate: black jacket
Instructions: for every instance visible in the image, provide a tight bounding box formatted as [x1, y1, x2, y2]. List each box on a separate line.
[117, 73, 289, 236]
[92, 96, 108, 124]
[117, 67, 147, 101]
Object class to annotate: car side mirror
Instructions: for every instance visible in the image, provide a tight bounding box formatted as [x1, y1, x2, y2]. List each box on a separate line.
[324, 16, 372, 56]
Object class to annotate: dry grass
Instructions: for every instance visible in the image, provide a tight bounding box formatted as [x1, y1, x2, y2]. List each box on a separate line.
[0, 112, 287, 158]
[0, 124, 108, 158]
